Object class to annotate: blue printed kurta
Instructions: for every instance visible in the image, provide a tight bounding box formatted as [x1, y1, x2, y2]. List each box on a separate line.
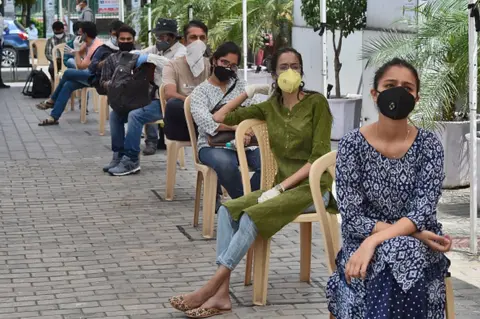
[327, 129, 450, 319]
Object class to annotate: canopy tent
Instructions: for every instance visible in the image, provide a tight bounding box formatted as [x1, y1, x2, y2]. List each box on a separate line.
[468, 0, 478, 254]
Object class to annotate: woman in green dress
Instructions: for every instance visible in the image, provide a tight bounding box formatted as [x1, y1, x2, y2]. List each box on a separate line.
[169, 47, 334, 318]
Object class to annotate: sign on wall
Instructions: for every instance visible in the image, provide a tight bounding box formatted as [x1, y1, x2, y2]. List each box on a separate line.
[4, 0, 15, 19]
[45, 0, 55, 38]
[131, 0, 141, 39]
[98, 0, 119, 14]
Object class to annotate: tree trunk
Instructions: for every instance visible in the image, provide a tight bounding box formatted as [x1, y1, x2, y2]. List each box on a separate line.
[26, 5, 31, 26]
[21, 4, 27, 26]
[332, 30, 344, 98]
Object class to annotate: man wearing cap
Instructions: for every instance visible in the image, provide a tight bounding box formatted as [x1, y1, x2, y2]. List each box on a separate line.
[142, 18, 186, 156]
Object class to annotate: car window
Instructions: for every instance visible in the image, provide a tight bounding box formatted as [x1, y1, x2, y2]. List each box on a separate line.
[14, 21, 25, 32]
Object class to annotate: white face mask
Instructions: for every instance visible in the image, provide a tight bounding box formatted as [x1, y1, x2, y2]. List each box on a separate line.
[186, 40, 207, 78]
[76, 5, 82, 12]
[54, 33, 64, 39]
[110, 36, 117, 46]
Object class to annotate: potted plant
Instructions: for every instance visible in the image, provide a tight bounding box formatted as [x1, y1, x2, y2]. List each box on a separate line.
[361, 0, 478, 188]
[301, 0, 367, 140]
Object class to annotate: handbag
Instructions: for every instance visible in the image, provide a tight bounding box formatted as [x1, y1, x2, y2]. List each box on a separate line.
[207, 80, 258, 147]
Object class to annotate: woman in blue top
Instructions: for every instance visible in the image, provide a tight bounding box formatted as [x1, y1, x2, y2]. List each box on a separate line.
[327, 58, 452, 318]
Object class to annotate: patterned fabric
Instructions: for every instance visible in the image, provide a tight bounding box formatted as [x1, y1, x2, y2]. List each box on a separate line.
[326, 129, 450, 319]
[190, 78, 254, 150]
[45, 34, 74, 62]
[222, 93, 336, 239]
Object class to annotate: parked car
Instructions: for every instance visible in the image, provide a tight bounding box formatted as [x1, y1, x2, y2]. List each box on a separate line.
[2, 19, 30, 68]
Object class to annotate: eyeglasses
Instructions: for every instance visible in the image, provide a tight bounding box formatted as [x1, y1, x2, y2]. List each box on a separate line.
[218, 58, 238, 71]
[278, 63, 301, 72]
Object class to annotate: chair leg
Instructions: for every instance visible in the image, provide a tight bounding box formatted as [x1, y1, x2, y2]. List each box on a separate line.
[99, 96, 106, 136]
[165, 141, 179, 201]
[93, 91, 99, 113]
[244, 247, 253, 286]
[178, 147, 186, 169]
[80, 89, 87, 123]
[252, 236, 271, 306]
[445, 275, 455, 319]
[193, 172, 203, 228]
[300, 222, 312, 283]
[201, 170, 217, 238]
[70, 92, 75, 111]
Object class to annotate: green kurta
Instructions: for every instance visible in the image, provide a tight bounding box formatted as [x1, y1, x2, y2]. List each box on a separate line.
[223, 92, 335, 239]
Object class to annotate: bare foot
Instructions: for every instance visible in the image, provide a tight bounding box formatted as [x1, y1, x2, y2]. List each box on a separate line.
[198, 293, 232, 311]
[182, 290, 211, 309]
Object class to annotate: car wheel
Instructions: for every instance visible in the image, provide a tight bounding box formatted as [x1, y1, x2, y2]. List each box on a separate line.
[1, 47, 17, 68]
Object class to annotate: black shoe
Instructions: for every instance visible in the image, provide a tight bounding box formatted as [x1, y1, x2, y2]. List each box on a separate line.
[0, 84, 10, 89]
[143, 143, 157, 156]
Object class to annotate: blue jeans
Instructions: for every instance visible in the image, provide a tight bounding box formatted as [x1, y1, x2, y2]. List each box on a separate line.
[110, 100, 162, 161]
[50, 69, 90, 120]
[199, 147, 261, 199]
[216, 206, 258, 270]
[145, 123, 159, 145]
[65, 58, 76, 69]
[215, 193, 331, 270]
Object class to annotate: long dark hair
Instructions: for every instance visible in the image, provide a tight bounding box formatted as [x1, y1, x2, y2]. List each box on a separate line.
[269, 47, 307, 102]
[209, 41, 241, 75]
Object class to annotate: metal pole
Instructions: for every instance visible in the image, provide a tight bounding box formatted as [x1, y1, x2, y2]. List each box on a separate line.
[468, 0, 478, 254]
[320, 0, 327, 96]
[242, 0, 247, 81]
[119, 0, 124, 21]
[147, 0, 152, 46]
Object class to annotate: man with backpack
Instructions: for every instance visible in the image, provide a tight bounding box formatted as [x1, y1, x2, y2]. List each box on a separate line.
[142, 18, 186, 156]
[101, 25, 170, 176]
[36, 22, 103, 126]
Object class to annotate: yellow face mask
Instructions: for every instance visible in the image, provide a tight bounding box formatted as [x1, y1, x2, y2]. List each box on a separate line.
[277, 69, 302, 93]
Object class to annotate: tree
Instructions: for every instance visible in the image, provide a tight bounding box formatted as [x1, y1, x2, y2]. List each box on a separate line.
[300, 0, 366, 98]
[130, 0, 292, 58]
[361, 0, 470, 125]
[15, 0, 36, 26]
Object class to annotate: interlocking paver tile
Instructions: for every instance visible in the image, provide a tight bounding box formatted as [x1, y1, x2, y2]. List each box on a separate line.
[0, 87, 479, 318]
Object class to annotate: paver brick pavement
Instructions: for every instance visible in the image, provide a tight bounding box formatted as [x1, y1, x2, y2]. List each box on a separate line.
[0, 87, 479, 318]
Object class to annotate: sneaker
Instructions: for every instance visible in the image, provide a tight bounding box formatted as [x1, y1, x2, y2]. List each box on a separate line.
[103, 152, 122, 172]
[143, 142, 157, 156]
[108, 155, 141, 176]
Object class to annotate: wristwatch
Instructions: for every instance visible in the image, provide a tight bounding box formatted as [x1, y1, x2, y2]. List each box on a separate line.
[274, 184, 285, 193]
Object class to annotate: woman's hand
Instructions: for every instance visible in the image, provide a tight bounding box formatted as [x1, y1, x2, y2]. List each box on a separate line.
[414, 231, 452, 253]
[345, 238, 377, 284]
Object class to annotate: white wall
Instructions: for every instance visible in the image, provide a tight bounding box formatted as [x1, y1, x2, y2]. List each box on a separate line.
[292, 0, 364, 96]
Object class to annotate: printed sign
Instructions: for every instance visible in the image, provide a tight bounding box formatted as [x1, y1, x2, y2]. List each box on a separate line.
[98, 0, 119, 14]
[4, 0, 15, 19]
[131, 0, 141, 39]
[45, 0, 55, 38]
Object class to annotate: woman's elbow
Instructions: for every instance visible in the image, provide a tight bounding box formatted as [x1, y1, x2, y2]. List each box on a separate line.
[212, 113, 224, 124]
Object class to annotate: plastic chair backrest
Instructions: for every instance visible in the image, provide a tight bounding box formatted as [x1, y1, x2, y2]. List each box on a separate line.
[159, 84, 167, 116]
[184, 96, 200, 164]
[30, 39, 49, 67]
[52, 43, 67, 75]
[309, 151, 340, 274]
[235, 120, 278, 194]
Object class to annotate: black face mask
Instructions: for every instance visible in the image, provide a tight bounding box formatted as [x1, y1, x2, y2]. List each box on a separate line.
[156, 41, 171, 52]
[377, 86, 416, 120]
[214, 65, 236, 82]
[118, 42, 134, 52]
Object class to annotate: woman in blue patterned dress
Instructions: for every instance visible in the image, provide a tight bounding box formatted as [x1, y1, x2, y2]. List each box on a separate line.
[327, 58, 452, 318]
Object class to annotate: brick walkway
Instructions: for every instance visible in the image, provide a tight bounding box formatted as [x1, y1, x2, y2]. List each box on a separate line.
[0, 87, 479, 318]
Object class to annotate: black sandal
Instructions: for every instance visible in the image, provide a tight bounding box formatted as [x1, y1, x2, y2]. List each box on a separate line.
[36, 100, 54, 110]
[38, 118, 59, 126]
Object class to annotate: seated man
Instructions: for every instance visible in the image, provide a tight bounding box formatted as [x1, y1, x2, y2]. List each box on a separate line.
[162, 20, 210, 142]
[45, 21, 74, 81]
[142, 18, 186, 156]
[101, 25, 169, 176]
[36, 22, 103, 126]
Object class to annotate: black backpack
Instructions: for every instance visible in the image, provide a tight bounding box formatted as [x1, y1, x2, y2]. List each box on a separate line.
[22, 70, 52, 98]
[88, 45, 117, 96]
[107, 52, 157, 116]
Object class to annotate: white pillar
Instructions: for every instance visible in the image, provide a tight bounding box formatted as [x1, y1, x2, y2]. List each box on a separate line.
[132, 0, 141, 40]
[468, 0, 478, 254]
[59, 0, 63, 23]
[119, 0, 125, 22]
[242, 0, 248, 81]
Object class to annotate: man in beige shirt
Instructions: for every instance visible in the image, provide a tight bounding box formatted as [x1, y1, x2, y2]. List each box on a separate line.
[162, 20, 210, 141]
